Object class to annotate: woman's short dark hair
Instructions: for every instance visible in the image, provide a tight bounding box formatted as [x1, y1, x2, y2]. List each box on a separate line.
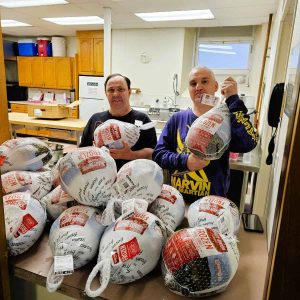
[104, 73, 131, 90]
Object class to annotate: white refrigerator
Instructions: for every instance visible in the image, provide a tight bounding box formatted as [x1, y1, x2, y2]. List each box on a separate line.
[78, 75, 108, 120]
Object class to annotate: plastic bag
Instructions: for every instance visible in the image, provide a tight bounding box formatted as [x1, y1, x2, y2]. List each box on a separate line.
[162, 227, 239, 297]
[59, 146, 117, 207]
[187, 195, 240, 236]
[2, 170, 52, 200]
[85, 212, 166, 298]
[46, 205, 106, 292]
[94, 119, 156, 149]
[0, 137, 52, 173]
[4, 191, 47, 256]
[149, 184, 185, 231]
[186, 104, 231, 160]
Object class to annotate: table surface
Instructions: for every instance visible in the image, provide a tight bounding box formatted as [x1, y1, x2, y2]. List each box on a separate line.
[8, 112, 87, 131]
[9, 224, 268, 300]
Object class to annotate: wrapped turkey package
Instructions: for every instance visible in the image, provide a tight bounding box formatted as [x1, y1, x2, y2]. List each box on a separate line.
[162, 227, 239, 297]
[94, 119, 156, 149]
[2, 170, 52, 200]
[3, 191, 47, 256]
[187, 196, 240, 236]
[41, 185, 75, 220]
[58, 147, 117, 207]
[186, 104, 231, 160]
[149, 184, 185, 231]
[101, 159, 163, 225]
[85, 211, 166, 298]
[0, 137, 52, 173]
[46, 205, 106, 292]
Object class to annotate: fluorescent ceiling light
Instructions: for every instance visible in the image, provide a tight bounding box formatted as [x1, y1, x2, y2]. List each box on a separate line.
[42, 16, 104, 25]
[199, 49, 236, 55]
[135, 10, 214, 22]
[0, 0, 68, 8]
[200, 45, 233, 50]
[1, 19, 31, 27]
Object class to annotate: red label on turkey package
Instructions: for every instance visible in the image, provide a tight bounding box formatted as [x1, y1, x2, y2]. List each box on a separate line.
[118, 237, 141, 262]
[14, 214, 38, 237]
[4, 193, 28, 210]
[160, 189, 177, 204]
[78, 156, 106, 174]
[60, 212, 88, 228]
[114, 215, 149, 235]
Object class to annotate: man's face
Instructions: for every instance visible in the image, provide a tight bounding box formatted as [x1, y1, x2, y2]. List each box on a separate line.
[105, 76, 131, 111]
[188, 68, 218, 103]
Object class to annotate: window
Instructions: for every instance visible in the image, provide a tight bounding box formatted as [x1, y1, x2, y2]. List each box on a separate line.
[196, 41, 252, 75]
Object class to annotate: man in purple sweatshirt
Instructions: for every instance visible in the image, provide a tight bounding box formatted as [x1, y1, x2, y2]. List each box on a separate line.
[153, 67, 258, 203]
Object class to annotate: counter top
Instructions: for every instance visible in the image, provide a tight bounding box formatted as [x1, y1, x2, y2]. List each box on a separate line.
[9, 224, 267, 300]
[8, 112, 87, 131]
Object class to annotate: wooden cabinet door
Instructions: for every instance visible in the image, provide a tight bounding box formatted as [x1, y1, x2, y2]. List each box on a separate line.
[31, 57, 44, 87]
[78, 38, 94, 74]
[94, 38, 104, 75]
[43, 58, 56, 88]
[56, 57, 73, 89]
[17, 57, 32, 86]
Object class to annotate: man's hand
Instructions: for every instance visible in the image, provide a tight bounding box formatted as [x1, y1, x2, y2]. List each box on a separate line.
[221, 76, 238, 99]
[187, 153, 208, 171]
[109, 141, 135, 160]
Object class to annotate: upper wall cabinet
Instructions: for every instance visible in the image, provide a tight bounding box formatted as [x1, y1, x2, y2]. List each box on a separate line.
[17, 57, 74, 89]
[76, 30, 104, 76]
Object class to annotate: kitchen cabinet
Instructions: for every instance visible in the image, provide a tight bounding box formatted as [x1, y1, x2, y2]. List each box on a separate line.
[77, 30, 104, 75]
[17, 57, 74, 89]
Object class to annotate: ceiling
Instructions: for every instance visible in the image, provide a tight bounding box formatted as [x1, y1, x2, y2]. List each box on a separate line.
[1, 0, 280, 37]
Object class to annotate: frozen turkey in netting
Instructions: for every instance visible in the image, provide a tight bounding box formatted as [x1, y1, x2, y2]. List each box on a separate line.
[94, 119, 156, 149]
[186, 104, 231, 160]
[41, 185, 75, 220]
[101, 159, 163, 225]
[149, 184, 185, 231]
[2, 170, 52, 200]
[187, 195, 240, 236]
[162, 227, 239, 297]
[46, 205, 106, 293]
[58, 146, 117, 207]
[0, 137, 52, 173]
[85, 211, 166, 298]
[3, 191, 47, 256]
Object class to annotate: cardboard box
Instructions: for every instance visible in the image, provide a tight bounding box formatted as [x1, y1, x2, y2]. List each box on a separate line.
[27, 101, 79, 119]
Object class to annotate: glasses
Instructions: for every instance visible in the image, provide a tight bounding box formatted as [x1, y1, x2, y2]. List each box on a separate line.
[106, 87, 128, 94]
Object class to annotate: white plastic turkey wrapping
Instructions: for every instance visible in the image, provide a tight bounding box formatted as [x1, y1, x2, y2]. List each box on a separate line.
[187, 196, 240, 236]
[162, 227, 239, 297]
[85, 212, 166, 298]
[149, 184, 185, 231]
[0, 137, 52, 173]
[46, 205, 106, 292]
[40, 185, 75, 220]
[101, 159, 163, 225]
[3, 191, 47, 256]
[2, 170, 52, 200]
[94, 119, 156, 149]
[185, 104, 231, 160]
[58, 146, 117, 207]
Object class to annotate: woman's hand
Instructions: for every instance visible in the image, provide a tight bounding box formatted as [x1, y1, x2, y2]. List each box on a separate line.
[109, 141, 135, 160]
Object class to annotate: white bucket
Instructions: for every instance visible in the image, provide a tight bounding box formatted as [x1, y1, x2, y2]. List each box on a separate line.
[51, 36, 66, 57]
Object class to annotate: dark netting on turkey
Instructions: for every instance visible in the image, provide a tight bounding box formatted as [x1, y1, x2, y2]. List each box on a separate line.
[0, 137, 52, 173]
[187, 195, 240, 236]
[162, 227, 239, 297]
[94, 119, 156, 149]
[58, 146, 117, 207]
[186, 104, 231, 160]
